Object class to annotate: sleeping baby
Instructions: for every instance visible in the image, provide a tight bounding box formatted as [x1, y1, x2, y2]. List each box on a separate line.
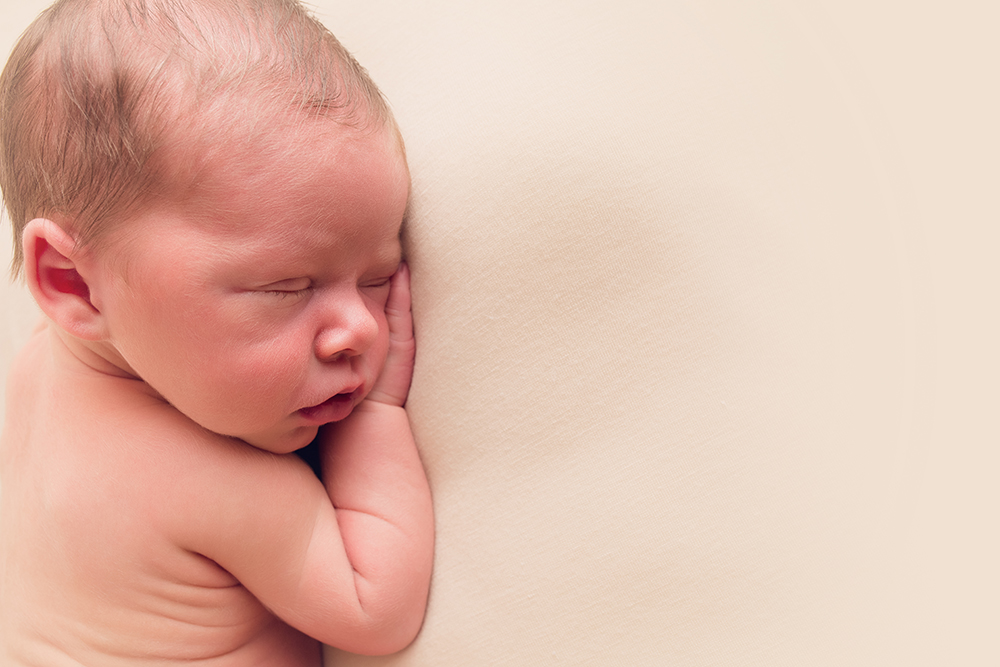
[0, 0, 433, 664]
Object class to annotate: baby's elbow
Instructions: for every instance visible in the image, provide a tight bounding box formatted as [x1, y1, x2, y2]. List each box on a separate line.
[324, 584, 428, 655]
[347, 630, 420, 657]
[337, 606, 426, 656]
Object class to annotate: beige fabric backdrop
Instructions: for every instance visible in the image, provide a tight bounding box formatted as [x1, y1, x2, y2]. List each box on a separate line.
[1, 1, 997, 665]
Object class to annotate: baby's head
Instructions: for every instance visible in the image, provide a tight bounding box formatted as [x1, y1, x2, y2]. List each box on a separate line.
[0, 0, 401, 277]
[0, 0, 411, 453]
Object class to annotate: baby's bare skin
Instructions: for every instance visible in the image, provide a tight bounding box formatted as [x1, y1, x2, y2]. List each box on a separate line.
[2, 323, 321, 665]
[0, 123, 433, 665]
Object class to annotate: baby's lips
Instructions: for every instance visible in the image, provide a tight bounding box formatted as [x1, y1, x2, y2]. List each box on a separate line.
[298, 387, 361, 424]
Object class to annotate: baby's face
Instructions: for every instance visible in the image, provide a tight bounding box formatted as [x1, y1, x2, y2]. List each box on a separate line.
[89, 123, 409, 453]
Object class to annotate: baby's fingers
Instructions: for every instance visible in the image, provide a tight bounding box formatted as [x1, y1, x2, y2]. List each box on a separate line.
[366, 262, 415, 407]
[384, 262, 413, 344]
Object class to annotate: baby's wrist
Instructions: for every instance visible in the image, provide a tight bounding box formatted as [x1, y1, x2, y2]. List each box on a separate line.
[354, 395, 407, 415]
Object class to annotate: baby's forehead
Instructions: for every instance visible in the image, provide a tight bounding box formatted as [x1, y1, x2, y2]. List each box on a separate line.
[161, 110, 404, 202]
[153, 118, 405, 227]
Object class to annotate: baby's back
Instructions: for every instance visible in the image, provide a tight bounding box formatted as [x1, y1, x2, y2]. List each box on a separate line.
[0, 326, 320, 666]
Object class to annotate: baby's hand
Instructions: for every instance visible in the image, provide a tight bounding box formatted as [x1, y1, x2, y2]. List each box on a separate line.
[365, 262, 415, 407]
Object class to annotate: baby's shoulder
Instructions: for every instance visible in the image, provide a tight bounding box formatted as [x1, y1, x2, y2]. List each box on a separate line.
[7, 335, 315, 530]
[57, 383, 323, 570]
[108, 388, 314, 496]
[137, 408, 326, 574]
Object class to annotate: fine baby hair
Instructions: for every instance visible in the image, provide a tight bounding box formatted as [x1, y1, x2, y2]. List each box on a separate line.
[0, 0, 394, 278]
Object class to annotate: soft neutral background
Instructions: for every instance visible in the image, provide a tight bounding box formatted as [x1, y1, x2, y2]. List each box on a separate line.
[2, 1, 997, 665]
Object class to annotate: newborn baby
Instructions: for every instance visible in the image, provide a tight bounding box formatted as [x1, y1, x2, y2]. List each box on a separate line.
[0, 0, 434, 664]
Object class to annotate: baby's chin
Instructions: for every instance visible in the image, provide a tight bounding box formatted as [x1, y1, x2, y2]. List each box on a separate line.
[237, 424, 321, 455]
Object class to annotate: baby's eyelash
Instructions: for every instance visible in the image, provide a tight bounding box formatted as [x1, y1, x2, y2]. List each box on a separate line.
[265, 287, 311, 298]
[255, 278, 313, 297]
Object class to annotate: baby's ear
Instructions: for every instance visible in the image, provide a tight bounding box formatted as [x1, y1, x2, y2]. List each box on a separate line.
[22, 218, 105, 341]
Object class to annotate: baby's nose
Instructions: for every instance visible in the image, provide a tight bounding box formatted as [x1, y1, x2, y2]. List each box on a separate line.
[314, 300, 379, 361]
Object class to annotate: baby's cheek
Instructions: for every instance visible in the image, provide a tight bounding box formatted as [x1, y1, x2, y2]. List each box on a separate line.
[222, 346, 306, 400]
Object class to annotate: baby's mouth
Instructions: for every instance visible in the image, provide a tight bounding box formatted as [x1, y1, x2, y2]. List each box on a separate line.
[298, 389, 359, 422]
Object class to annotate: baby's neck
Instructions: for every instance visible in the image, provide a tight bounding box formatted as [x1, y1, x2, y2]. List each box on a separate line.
[48, 322, 146, 384]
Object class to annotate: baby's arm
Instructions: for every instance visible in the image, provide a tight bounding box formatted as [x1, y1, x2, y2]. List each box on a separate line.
[315, 262, 434, 651]
[171, 264, 432, 655]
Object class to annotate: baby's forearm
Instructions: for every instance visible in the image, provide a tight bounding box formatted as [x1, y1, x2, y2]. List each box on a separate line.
[318, 400, 433, 652]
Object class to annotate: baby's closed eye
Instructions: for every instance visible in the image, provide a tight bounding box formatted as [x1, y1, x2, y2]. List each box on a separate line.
[256, 278, 313, 297]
